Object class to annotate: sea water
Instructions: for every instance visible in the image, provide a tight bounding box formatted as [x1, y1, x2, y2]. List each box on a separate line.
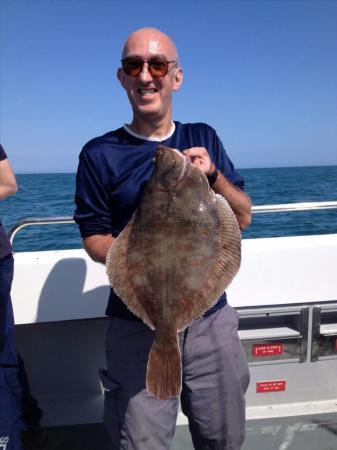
[1, 166, 337, 252]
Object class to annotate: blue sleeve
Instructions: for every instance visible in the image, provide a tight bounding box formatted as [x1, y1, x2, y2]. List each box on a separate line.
[210, 129, 245, 190]
[0, 144, 7, 161]
[74, 146, 112, 239]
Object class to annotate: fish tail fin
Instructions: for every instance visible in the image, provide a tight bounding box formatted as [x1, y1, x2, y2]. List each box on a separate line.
[146, 337, 182, 400]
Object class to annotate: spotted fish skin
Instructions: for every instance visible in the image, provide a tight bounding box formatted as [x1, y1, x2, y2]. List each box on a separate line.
[106, 145, 241, 399]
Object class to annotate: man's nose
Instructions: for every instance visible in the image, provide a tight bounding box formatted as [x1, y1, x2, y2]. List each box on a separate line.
[139, 62, 153, 81]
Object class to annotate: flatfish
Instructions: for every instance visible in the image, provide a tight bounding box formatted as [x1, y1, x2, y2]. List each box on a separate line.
[106, 145, 241, 400]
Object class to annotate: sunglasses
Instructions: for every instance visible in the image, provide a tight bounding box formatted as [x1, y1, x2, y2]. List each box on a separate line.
[121, 57, 177, 78]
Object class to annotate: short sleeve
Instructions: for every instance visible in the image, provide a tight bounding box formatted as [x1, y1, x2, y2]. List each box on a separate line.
[210, 130, 245, 190]
[73, 148, 112, 239]
[0, 144, 7, 161]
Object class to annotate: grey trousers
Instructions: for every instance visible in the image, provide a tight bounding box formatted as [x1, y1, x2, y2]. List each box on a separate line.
[100, 304, 250, 450]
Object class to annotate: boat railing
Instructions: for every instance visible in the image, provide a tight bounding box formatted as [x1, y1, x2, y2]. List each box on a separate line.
[8, 200, 337, 245]
[8, 217, 75, 245]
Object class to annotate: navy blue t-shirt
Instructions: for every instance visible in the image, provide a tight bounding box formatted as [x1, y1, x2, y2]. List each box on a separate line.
[74, 121, 244, 319]
[0, 145, 12, 259]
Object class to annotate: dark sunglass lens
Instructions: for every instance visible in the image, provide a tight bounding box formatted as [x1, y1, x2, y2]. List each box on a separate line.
[148, 59, 168, 77]
[122, 58, 143, 76]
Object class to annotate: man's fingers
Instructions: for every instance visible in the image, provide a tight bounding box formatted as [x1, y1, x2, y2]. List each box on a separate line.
[183, 147, 207, 157]
[190, 156, 203, 167]
[183, 147, 212, 174]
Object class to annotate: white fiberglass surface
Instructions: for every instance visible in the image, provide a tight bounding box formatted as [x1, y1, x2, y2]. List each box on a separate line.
[11, 234, 337, 324]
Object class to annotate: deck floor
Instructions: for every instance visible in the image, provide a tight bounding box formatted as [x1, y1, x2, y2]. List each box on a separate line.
[35, 412, 337, 450]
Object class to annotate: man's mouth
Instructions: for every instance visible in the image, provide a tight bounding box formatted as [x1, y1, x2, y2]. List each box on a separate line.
[138, 88, 158, 96]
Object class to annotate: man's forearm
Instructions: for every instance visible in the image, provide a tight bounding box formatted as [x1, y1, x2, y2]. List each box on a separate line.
[0, 185, 18, 200]
[0, 159, 18, 200]
[83, 234, 115, 264]
[212, 171, 252, 230]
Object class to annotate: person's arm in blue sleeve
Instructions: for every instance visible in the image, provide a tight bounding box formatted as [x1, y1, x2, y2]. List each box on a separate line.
[74, 148, 115, 264]
[211, 130, 251, 230]
[183, 131, 252, 230]
[212, 161, 251, 230]
[0, 145, 18, 200]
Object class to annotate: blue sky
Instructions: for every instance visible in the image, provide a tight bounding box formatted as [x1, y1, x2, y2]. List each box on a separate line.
[1, 0, 336, 172]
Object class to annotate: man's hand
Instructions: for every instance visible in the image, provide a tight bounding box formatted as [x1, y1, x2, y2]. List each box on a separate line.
[183, 147, 215, 175]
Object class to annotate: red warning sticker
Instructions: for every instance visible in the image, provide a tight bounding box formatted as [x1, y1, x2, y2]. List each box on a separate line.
[252, 344, 284, 357]
[335, 339, 337, 351]
[256, 380, 286, 393]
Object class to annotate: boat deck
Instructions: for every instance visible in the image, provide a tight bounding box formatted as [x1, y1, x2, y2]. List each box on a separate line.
[37, 413, 337, 450]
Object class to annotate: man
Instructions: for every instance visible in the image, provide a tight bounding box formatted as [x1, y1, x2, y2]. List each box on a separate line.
[74, 28, 251, 450]
[0, 144, 22, 450]
[0, 146, 47, 450]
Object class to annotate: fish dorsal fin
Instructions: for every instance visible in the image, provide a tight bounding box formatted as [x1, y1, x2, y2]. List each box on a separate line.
[176, 194, 241, 331]
[106, 219, 155, 329]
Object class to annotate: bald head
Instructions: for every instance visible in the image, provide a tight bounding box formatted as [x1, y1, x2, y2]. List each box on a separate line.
[122, 27, 179, 64]
[117, 27, 183, 132]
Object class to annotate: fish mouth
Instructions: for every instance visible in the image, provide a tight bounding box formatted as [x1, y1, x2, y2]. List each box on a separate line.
[155, 146, 190, 185]
[155, 145, 187, 165]
[154, 146, 167, 162]
[176, 151, 190, 183]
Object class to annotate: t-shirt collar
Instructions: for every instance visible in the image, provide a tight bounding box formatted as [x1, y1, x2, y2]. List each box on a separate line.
[123, 122, 175, 142]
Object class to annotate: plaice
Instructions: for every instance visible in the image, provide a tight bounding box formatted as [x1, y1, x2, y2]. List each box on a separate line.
[106, 145, 241, 399]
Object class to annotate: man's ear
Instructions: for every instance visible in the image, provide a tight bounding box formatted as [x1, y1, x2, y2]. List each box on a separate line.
[172, 67, 183, 92]
[117, 68, 127, 89]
